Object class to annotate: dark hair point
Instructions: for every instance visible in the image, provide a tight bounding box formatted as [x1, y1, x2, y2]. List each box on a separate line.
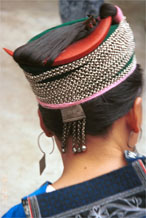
[100, 3, 117, 19]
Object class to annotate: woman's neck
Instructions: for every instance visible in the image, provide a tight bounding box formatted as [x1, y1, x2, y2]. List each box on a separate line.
[53, 127, 128, 190]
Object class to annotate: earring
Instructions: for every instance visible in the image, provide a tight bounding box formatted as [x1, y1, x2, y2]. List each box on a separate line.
[127, 128, 142, 150]
[38, 132, 55, 175]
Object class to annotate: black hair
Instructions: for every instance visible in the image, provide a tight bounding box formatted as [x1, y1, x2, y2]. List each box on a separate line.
[13, 3, 117, 69]
[13, 3, 143, 139]
[100, 3, 117, 19]
[39, 64, 143, 139]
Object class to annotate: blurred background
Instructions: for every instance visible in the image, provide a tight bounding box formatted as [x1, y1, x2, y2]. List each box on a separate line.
[0, 0, 145, 215]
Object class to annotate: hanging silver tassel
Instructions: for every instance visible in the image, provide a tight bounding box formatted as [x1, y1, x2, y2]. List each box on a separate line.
[62, 122, 71, 153]
[61, 105, 86, 153]
[81, 118, 87, 152]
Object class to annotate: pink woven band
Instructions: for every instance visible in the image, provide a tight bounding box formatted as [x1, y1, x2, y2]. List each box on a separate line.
[38, 63, 137, 109]
[98, 5, 123, 24]
[114, 6, 124, 23]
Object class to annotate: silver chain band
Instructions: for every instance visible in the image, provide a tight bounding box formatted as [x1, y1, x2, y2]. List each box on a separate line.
[24, 18, 136, 105]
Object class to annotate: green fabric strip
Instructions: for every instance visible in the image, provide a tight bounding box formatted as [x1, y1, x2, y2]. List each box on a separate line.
[37, 55, 135, 84]
[36, 54, 135, 85]
[103, 24, 118, 42]
[116, 54, 134, 76]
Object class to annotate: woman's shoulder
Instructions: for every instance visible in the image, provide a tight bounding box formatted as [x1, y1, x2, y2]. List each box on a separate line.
[2, 203, 25, 218]
[2, 181, 50, 218]
[22, 152, 146, 218]
[2, 151, 146, 218]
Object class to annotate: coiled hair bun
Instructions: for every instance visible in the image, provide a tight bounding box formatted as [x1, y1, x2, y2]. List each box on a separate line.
[100, 3, 123, 24]
[100, 3, 117, 19]
[12, 3, 124, 69]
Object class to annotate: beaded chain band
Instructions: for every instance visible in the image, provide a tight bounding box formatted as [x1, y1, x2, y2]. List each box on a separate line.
[23, 17, 136, 154]
[61, 105, 87, 153]
[25, 18, 136, 107]
[4, 6, 137, 154]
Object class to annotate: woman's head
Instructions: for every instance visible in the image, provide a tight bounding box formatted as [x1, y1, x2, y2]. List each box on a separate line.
[5, 3, 143, 153]
[39, 64, 143, 139]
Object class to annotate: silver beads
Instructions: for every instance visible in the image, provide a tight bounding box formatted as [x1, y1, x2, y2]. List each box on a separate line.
[72, 147, 77, 153]
[72, 145, 87, 153]
[25, 18, 136, 106]
[72, 118, 87, 154]
[77, 147, 82, 153]
[61, 122, 71, 153]
[61, 148, 66, 153]
[61, 118, 87, 154]
[81, 145, 87, 152]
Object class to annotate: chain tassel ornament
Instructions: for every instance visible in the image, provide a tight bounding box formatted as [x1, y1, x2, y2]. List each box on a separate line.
[61, 105, 86, 153]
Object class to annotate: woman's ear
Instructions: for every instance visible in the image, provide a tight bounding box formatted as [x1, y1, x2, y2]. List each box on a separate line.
[38, 109, 54, 137]
[127, 97, 142, 133]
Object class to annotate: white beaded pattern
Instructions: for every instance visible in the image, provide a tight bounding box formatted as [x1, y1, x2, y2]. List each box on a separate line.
[24, 18, 136, 105]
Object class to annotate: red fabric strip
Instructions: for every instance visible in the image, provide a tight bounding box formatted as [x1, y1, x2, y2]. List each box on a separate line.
[138, 160, 146, 174]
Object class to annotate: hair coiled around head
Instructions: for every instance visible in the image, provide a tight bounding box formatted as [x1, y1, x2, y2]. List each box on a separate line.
[13, 3, 118, 69]
[99, 3, 117, 19]
[39, 65, 143, 139]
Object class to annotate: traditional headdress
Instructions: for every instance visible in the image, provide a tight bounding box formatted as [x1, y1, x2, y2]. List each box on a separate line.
[4, 4, 136, 154]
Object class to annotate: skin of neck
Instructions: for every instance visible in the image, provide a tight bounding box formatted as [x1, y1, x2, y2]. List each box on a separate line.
[53, 116, 129, 189]
[38, 97, 142, 189]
